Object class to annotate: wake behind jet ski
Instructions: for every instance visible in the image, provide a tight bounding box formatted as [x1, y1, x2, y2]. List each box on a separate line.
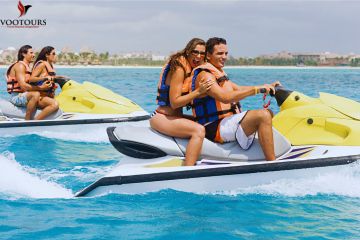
[75, 86, 360, 197]
[0, 77, 149, 136]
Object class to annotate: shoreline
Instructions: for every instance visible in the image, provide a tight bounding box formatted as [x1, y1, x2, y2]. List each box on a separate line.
[1, 65, 360, 70]
[0, 65, 162, 69]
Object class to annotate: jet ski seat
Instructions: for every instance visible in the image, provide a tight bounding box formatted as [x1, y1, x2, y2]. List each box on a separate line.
[0, 98, 63, 120]
[111, 122, 291, 161]
[176, 128, 291, 161]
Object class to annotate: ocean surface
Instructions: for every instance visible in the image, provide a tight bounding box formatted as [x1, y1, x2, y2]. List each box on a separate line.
[0, 67, 360, 239]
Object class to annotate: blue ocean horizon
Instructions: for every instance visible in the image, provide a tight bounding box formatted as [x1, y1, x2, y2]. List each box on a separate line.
[0, 67, 360, 239]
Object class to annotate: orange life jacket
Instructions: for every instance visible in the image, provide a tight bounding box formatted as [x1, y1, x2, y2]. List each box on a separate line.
[189, 62, 241, 125]
[34, 60, 56, 77]
[6, 61, 31, 94]
[32, 60, 58, 97]
[156, 56, 192, 107]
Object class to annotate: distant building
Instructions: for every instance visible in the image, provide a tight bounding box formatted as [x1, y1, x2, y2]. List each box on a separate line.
[348, 54, 360, 61]
[151, 55, 166, 61]
[292, 53, 320, 63]
[319, 52, 348, 66]
[256, 51, 359, 66]
[80, 46, 95, 54]
[61, 46, 73, 53]
[260, 51, 293, 59]
[0, 47, 17, 64]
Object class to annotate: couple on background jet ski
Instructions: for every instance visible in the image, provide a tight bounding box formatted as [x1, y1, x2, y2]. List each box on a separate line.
[6, 45, 64, 120]
[150, 37, 280, 166]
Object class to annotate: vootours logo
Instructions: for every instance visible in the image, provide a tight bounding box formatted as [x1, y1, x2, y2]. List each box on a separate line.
[0, 0, 47, 28]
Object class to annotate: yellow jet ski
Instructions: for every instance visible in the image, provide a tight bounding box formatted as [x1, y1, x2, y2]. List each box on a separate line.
[0, 77, 149, 136]
[272, 86, 360, 146]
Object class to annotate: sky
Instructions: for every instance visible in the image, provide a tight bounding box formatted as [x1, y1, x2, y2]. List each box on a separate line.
[1, 0, 360, 57]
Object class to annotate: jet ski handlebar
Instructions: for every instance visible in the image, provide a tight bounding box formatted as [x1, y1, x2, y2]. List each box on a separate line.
[259, 86, 293, 107]
[259, 86, 278, 97]
[53, 77, 71, 88]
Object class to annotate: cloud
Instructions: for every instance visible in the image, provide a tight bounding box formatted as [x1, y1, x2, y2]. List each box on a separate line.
[1, 0, 360, 56]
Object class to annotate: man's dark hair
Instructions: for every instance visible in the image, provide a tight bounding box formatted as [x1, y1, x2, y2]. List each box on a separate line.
[17, 45, 32, 61]
[206, 37, 227, 55]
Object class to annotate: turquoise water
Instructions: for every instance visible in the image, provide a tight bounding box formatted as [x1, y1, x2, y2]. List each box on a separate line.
[1, 67, 360, 239]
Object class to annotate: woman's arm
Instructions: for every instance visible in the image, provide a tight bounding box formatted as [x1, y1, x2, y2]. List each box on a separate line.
[169, 67, 213, 109]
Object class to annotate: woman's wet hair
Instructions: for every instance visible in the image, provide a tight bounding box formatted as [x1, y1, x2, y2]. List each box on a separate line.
[17, 45, 32, 61]
[168, 38, 205, 77]
[206, 37, 227, 55]
[33, 46, 55, 69]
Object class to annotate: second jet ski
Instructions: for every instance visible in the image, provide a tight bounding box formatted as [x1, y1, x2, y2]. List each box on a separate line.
[0, 77, 149, 136]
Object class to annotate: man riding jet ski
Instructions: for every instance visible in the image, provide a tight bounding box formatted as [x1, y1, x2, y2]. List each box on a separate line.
[75, 86, 360, 197]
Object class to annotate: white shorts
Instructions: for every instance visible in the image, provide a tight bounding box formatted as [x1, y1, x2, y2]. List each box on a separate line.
[219, 111, 255, 150]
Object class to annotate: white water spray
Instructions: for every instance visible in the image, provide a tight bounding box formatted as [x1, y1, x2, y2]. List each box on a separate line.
[0, 151, 73, 199]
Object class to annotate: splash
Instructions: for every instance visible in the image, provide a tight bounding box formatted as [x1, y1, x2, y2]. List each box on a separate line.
[38, 165, 114, 183]
[2, 128, 109, 143]
[221, 162, 360, 198]
[36, 129, 109, 143]
[0, 151, 73, 199]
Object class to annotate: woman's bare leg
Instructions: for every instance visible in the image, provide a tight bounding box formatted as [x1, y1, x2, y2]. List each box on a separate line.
[150, 113, 205, 166]
[35, 97, 59, 120]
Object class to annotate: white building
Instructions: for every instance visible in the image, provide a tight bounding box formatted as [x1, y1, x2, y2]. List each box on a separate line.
[151, 55, 166, 61]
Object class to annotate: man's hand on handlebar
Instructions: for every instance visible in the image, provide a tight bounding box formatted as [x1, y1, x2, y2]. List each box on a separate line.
[271, 81, 281, 87]
[258, 84, 275, 95]
[40, 81, 52, 90]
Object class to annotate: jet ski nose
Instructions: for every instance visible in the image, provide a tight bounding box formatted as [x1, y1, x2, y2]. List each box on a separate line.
[274, 86, 293, 107]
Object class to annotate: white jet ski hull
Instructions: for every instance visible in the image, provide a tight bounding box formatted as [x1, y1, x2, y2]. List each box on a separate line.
[0, 109, 149, 136]
[76, 145, 360, 197]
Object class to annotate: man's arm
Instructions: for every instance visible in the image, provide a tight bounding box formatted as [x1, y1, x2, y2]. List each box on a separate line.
[197, 72, 255, 104]
[231, 81, 280, 93]
[15, 64, 50, 92]
[230, 81, 242, 91]
[230, 81, 257, 96]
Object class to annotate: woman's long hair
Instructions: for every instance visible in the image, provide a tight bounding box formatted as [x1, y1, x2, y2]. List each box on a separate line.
[168, 38, 205, 77]
[33, 46, 55, 70]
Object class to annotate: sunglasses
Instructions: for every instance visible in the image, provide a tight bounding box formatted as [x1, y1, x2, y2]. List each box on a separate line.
[191, 50, 205, 56]
[50, 52, 56, 55]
